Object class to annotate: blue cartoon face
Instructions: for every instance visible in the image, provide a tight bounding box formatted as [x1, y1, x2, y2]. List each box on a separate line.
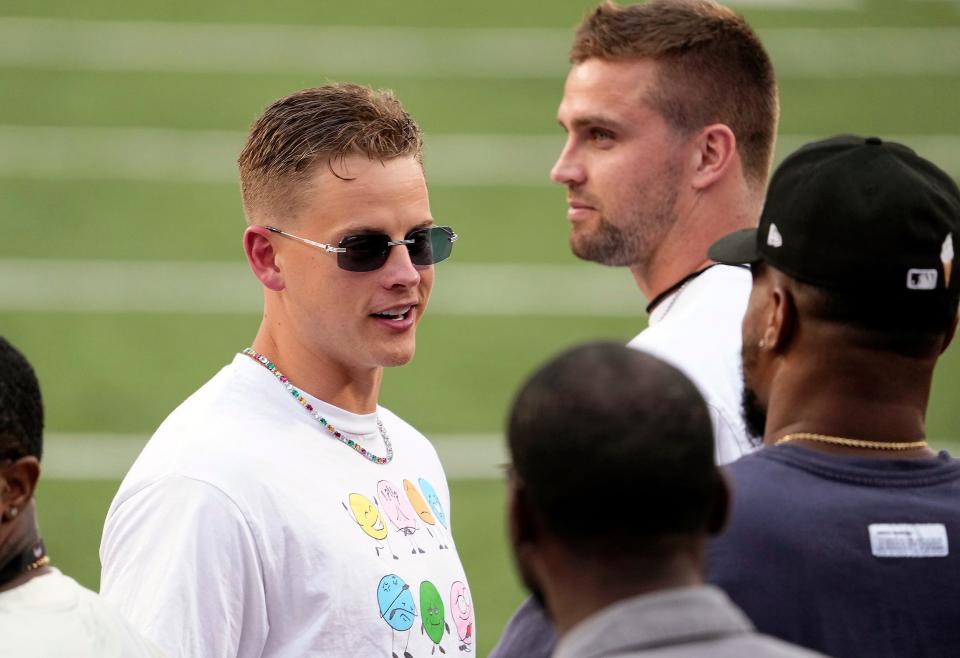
[418, 478, 448, 529]
[378, 574, 417, 632]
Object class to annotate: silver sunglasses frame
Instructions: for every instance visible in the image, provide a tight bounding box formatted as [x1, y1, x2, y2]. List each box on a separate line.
[263, 225, 458, 256]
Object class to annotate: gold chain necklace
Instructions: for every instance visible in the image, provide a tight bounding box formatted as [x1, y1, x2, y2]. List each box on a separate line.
[775, 432, 928, 451]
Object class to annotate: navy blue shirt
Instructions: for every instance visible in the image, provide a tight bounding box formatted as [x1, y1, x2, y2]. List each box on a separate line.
[708, 446, 960, 658]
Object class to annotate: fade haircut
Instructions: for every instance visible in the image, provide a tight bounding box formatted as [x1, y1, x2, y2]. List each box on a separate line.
[571, 0, 779, 184]
[508, 343, 722, 559]
[0, 337, 43, 462]
[238, 83, 424, 223]
[792, 276, 959, 359]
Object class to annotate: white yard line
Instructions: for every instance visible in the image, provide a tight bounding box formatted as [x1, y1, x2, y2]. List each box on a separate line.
[42, 432, 507, 480]
[0, 125, 561, 187]
[732, 0, 860, 6]
[0, 259, 644, 317]
[0, 125, 958, 186]
[39, 431, 960, 481]
[0, 18, 954, 78]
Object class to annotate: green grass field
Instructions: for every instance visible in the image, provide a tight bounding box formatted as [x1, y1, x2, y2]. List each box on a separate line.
[2, 1, 960, 655]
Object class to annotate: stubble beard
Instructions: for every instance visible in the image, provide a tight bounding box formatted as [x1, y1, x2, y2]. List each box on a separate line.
[515, 553, 548, 613]
[740, 340, 767, 447]
[569, 166, 681, 268]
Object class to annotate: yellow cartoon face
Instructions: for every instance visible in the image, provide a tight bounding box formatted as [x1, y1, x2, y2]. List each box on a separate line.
[403, 479, 436, 525]
[349, 493, 388, 540]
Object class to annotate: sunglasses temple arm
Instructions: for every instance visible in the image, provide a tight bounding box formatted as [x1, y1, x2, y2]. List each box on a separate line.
[268, 227, 344, 253]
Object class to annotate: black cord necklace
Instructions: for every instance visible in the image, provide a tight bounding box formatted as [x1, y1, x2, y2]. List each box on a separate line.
[0, 540, 48, 589]
[644, 263, 750, 314]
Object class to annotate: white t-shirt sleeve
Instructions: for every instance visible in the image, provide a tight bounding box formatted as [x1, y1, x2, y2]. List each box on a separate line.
[100, 476, 268, 658]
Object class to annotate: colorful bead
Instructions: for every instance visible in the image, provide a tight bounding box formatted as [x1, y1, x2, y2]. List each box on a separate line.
[242, 347, 393, 465]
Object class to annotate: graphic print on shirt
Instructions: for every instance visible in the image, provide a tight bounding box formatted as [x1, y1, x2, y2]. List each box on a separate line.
[404, 479, 445, 551]
[378, 479, 428, 555]
[420, 580, 450, 655]
[449, 580, 475, 652]
[378, 574, 418, 658]
[343, 492, 400, 560]
[418, 478, 452, 550]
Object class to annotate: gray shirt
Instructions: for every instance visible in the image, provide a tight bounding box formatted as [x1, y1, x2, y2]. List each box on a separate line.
[553, 586, 826, 658]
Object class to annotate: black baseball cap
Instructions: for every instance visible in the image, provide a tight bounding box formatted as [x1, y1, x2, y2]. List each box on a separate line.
[709, 135, 960, 312]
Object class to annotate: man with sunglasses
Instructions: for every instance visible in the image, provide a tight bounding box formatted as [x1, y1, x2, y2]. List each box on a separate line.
[100, 84, 470, 658]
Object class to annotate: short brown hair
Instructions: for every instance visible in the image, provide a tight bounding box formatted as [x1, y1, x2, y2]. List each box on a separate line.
[238, 83, 423, 223]
[572, 0, 778, 184]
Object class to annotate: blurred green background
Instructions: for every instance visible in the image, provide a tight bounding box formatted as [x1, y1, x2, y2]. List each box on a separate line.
[2, 0, 959, 655]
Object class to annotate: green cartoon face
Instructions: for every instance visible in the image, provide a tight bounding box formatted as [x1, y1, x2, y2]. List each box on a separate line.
[420, 580, 445, 645]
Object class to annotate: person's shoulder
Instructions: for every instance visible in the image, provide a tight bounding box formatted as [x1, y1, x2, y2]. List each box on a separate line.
[377, 405, 436, 453]
[722, 449, 801, 493]
[631, 267, 748, 355]
[662, 264, 751, 321]
[158, 354, 265, 432]
[118, 356, 280, 490]
[704, 632, 828, 658]
[0, 570, 166, 657]
[61, 572, 169, 657]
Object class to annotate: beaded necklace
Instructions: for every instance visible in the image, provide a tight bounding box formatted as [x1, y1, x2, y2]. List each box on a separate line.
[243, 348, 394, 465]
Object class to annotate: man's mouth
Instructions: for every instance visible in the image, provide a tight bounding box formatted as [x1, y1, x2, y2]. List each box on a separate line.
[370, 305, 414, 321]
[567, 200, 597, 221]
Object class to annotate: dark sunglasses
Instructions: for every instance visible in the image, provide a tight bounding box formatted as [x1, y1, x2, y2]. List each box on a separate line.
[265, 225, 458, 273]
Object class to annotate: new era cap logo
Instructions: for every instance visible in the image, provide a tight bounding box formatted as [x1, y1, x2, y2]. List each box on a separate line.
[907, 269, 938, 290]
[767, 224, 783, 248]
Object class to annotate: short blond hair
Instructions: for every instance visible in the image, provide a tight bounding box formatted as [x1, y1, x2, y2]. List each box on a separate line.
[238, 83, 423, 222]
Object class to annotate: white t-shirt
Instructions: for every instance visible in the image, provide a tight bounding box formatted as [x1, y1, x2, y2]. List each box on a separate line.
[100, 354, 475, 658]
[629, 265, 756, 464]
[0, 568, 165, 657]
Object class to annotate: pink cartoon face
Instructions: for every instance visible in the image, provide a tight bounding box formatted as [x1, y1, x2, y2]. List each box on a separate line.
[450, 581, 474, 644]
[377, 480, 419, 533]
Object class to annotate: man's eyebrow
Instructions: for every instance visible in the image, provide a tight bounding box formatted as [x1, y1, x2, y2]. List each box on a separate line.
[336, 219, 435, 237]
[336, 224, 382, 236]
[564, 115, 625, 132]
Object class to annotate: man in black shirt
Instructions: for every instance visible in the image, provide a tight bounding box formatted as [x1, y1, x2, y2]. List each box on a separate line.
[707, 135, 960, 658]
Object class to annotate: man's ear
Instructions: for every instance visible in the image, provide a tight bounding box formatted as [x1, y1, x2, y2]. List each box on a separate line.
[690, 124, 737, 191]
[243, 226, 285, 292]
[764, 284, 797, 353]
[1, 457, 40, 523]
[508, 477, 539, 550]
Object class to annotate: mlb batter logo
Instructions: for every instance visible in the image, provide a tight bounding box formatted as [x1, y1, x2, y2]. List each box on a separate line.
[907, 268, 938, 290]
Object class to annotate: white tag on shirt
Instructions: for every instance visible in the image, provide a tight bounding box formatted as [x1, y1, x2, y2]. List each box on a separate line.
[869, 523, 949, 558]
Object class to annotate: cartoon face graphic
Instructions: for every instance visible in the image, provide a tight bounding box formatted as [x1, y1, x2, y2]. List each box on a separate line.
[420, 580, 446, 645]
[348, 493, 388, 540]
[417, 478, 448, 529]
[450, 581, 474, 645]
[404, 478, 436, 525]
[377, 480, 418, 533]
[378, 574, 416, 632]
